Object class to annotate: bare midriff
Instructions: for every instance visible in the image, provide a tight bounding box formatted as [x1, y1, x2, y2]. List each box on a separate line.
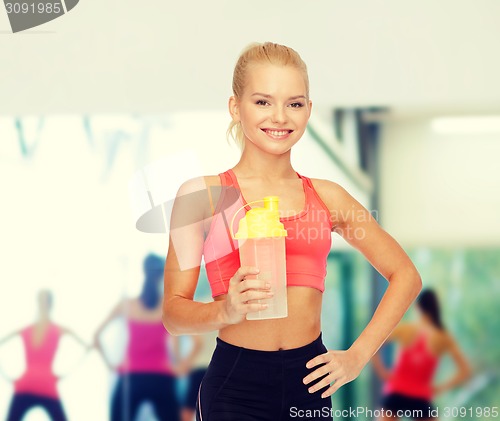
[214, 286, 323, 350]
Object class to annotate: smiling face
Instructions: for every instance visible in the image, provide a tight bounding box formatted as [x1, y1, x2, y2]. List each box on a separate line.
[229, 63, 312, 155]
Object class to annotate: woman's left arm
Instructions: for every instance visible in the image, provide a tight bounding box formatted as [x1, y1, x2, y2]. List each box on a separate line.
[61, 326, 89, 349]
[304, 180, 422, 398]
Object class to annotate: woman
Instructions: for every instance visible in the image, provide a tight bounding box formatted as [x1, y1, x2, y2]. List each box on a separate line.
[163, 42, 422, 421]
[372, 289, 472, 420]
[0, 289, 88, 421]
[93, 253, 180, 421]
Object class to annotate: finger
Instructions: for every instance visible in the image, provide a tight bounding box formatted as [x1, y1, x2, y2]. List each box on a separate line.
[242, 290, 274, 303]
[321, 381, 343, 398]
[307, 372, 335, 394]
[229, 267, 260, 287]
[305, 353, 327, 369]
[239, 278, 270, 292]
[245, 302, 269, 312]
[246, 298, 272, 306]
[303, 364, 331, 385]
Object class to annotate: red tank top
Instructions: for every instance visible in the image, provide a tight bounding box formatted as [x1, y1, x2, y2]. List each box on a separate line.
[14, 323, 61, 398]
[384, 331, 440, 400]
[117, 320, 173, 375]
[203, 169, 333, 297]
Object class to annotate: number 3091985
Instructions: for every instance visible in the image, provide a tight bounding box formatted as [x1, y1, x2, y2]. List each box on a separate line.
[5, 3, 62, 14]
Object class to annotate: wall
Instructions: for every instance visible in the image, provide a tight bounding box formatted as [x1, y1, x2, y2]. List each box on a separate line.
[379, 118, 500, 247]
[1, 1, 500, 113]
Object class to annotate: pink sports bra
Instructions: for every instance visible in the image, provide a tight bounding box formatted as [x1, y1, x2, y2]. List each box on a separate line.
[203, 169, 333, 297]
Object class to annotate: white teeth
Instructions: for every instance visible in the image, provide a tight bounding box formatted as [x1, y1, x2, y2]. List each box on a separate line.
[266, 130, 289, 136]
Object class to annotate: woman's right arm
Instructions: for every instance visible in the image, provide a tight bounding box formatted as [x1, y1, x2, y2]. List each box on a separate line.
[92, 300, 126, 346]
[92, 300, 126, 370]
[162, 177, 272, 336]
[0, 330, 20, 382]
[0, 330, 20, 347]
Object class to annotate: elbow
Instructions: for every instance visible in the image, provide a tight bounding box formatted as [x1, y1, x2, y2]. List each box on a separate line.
[162, 309, 182, 336]
[413, 272, 423, 297]
[405, 264, 423, 299]
[162, 294, 185, 336]
[462, 364, 473, 383]
[392, 265, 422, 299]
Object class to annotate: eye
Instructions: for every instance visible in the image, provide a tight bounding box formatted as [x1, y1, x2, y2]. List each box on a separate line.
[255, 100, 270, 106]
[289, 102, 304, 108]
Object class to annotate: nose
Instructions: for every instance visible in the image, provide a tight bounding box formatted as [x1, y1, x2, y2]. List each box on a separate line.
[271, 105, 287, 124]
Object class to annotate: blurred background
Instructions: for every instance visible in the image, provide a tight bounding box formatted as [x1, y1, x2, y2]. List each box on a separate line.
[0, 1, 499, 420]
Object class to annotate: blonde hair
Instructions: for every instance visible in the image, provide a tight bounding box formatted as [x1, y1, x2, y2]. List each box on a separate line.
[226, 42, 310, 151]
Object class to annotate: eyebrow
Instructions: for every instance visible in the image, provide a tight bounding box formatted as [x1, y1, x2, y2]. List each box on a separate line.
[251, 93, 307, 100]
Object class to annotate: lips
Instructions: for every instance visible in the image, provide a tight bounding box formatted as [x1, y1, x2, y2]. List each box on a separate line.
[261, 128, 294, 139]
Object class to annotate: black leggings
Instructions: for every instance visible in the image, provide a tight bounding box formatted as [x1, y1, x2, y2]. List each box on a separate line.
[6, 393, 67, 421]
[184, 367, 207, 410]
[111, 373, 180, 421]
[196, 332, 333, 421]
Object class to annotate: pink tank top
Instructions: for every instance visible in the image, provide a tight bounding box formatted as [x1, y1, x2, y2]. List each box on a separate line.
[204, 169, 333, 297]
[14, 323, 61, 398]
[117, 320, 173, 375]
[384, 331, 440, 400]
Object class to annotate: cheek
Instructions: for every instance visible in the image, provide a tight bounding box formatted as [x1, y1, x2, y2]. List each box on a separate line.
[240, 113, 265, 132]
[296, 110, 310, 123]
[291, 115, 309, 133]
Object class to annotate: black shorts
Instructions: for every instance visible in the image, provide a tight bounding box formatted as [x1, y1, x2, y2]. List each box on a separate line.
[111, 373, 179, 421]
[196, 332, 333, 421]
[381, 393, 436, 419]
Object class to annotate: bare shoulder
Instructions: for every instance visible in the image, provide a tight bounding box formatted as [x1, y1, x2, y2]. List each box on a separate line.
[112, 298, 130, 316]
[308, 177, 355, 208]
[393, 322, 418, 343]
[396, 321, 416, 333]
[203, 174, 222, 186]
[176, 175, 216, 195]
[173, 175, 221, 221]
[441, 330, 458, 350]
[308, 177, 365, 228]
[123, 298, 141, 318]
[175, 175, 223, 202]
[307, 177, 342, 192]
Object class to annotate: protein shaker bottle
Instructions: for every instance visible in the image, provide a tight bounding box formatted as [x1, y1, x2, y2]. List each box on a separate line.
[232, 196, 288, 320]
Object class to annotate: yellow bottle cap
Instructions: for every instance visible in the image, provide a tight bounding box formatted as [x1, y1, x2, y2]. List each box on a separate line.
[234, 196, 288, 239]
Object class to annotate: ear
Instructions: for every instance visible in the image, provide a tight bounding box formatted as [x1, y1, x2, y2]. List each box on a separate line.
[228, 96, 240, 122]
[307, 99, 313, 120]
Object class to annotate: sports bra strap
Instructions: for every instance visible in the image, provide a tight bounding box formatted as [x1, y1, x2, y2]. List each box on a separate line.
[220, 171, 234, 186]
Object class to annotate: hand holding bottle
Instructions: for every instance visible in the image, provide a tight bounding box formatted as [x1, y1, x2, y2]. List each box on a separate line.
[222, 266, 274, 325]
[233, 196, 288, 320]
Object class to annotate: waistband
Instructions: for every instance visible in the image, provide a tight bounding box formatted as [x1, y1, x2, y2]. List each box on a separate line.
[214, 332, 324, 364]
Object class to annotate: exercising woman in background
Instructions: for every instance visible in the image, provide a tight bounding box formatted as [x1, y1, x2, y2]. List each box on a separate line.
[93, 253, 181, 421]
[372, 289, 472, 420]
[0, 289, 88, 421]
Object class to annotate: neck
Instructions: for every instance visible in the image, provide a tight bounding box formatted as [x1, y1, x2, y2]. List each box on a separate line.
[419, 314, 436, 329]
[37, 313, 51, 323]
[234, 146, 296, 180]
